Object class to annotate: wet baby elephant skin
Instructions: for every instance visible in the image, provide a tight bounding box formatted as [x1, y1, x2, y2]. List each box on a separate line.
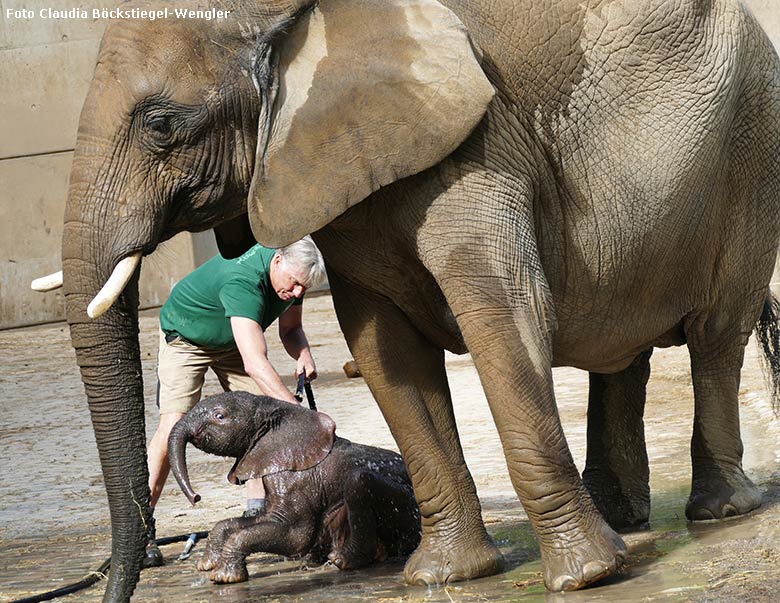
[168, 391, 421, 584]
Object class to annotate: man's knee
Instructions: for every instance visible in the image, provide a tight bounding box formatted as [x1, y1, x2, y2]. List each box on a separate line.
[158, 412, 186, 431]
[150, 412, 186, 447]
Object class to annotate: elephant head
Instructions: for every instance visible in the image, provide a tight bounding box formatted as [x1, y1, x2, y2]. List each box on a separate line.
[168, 391, 336, 505]
[52, 0, 493, 599]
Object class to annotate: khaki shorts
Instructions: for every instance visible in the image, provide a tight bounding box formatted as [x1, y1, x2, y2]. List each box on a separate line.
[156, 330, 262, 414]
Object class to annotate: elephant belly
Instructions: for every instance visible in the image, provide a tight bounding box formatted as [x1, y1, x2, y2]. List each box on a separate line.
[547, 263, 696, 374]
[551, 319, 688, 374]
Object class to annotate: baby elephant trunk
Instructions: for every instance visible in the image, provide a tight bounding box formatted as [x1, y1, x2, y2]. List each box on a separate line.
[168, 418, 201, 505]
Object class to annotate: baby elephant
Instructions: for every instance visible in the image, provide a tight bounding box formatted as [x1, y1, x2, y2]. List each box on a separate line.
[168, 391, 421, 584]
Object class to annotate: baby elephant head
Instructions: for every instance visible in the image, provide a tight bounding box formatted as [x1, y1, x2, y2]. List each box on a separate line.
[168, 391, 336, 504]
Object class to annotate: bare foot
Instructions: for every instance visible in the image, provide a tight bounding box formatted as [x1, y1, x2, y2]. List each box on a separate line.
[582, 467, 650, 532]
[196, 550, 219, 572]
[327, 549, 348, 570]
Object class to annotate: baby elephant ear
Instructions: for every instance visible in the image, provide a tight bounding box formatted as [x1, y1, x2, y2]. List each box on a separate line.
[229, 405, 336, 483]
[248, 0, 494, 247]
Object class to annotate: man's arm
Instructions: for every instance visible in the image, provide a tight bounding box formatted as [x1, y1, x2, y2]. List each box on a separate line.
[278, 304, 317, 380]
[230, 316, 298, 403]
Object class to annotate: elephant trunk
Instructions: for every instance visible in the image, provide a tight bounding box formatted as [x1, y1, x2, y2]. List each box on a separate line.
[62, 253, 147, 602]
[62, 152, 152, 603]
[168, 417, 202, 505]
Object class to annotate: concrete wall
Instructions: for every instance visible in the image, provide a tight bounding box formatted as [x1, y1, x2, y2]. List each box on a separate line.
[1, 1, 779, 328]
[744, 0, 780, 50]
[0, 0, 217, 329]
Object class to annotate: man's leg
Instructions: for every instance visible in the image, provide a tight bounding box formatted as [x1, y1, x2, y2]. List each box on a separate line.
[144, 331, 211, 566]
[147, 412, 186, 508]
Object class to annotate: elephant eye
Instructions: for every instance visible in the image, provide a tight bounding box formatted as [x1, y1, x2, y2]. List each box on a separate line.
[145, 114, 173, 138]
[214, 412, 225, 422]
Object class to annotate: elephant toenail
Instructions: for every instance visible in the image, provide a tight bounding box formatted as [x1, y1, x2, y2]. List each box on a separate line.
[582, 561, 610, 582]
[410, 570, 438, 586]
[690, 507, 716, 521]
[722, 504, 738, 517]
[445, 572, 466, 584]
[551, 575, 578, 591]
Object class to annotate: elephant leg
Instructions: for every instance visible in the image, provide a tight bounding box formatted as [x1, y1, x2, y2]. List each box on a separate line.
[685, 325, 761, 520]
[211, 516, 316, 584]
[327, 272, 504, 585]
[197, 517, 244, 572]
[303, 525, 333, 566]
[327, 475, 379, 570]
[442, 292, 625, 591]
[329, 469, 420, 569]
[582, 348, 652, 532]
[426, 208, 625, 592]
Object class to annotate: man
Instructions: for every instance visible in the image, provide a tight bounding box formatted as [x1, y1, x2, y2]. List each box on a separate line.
[144, 236, 326, 566]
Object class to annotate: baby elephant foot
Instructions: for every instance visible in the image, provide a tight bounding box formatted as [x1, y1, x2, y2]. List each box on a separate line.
[327, 549, 349, 570]
[196, 550, 219, 572]
[686, 466, 762, 521]
[327, 547, 372, 571]
[404, 531, 504, 585]
[209, 559, 249, 584]
[541, 515, 626, 592]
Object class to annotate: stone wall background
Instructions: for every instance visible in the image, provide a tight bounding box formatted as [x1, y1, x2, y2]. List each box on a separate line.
[1, 0, 778, 328]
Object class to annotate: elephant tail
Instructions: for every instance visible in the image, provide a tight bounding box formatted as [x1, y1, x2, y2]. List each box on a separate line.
[755, 290, 780, 414]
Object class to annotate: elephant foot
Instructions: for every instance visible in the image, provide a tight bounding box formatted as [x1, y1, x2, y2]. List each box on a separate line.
[540, 515, 626, 592]
[209, 559, 249, 584]
[582, 468, 650, 532]
[686, 466, 762, 521]
[403, 531, 504, 585]
[196, 550, 220, 572]
[327, 549, 350, 570]
[327, 544, 376, 571]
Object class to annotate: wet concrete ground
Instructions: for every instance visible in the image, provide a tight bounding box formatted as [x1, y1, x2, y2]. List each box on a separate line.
[2, 292, 780, 603]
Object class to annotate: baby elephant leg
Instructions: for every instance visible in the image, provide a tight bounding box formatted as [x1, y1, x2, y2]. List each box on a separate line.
[329, 469, 418, 570]
[210, 517, 315, 584]
[198, 516, 258, 573]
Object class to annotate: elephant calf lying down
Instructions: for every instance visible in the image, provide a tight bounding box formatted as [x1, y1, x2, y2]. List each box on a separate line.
[169, 391, 421, 583]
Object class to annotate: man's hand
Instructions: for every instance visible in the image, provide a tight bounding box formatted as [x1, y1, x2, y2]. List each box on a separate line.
[279, 304, 317, 382]
[296, 347, 318, 381]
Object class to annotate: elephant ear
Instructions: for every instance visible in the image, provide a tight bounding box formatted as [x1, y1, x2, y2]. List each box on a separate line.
[228, 405, 336, 483]
[248, 0, 495, 247]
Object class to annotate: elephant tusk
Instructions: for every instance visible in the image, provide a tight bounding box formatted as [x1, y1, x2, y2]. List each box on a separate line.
[31, 271, 63, 292]
[87, 253, 142, 318]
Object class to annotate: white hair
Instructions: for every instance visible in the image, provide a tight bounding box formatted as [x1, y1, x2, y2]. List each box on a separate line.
[277, 236, 326, 288]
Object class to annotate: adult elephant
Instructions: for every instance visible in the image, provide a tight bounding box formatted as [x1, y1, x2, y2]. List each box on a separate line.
[44, 0, 780, 601]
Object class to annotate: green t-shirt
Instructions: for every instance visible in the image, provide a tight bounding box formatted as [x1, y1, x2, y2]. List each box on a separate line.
[159, 244, 303, 348]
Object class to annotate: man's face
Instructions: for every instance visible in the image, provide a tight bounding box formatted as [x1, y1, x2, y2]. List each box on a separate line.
[269, 254, 308, 301]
